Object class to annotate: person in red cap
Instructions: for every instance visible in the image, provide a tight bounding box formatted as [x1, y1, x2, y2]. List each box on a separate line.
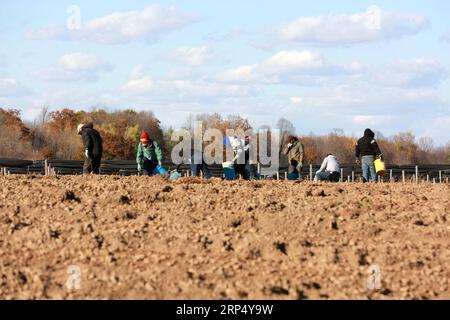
[136, 131, 163, 175]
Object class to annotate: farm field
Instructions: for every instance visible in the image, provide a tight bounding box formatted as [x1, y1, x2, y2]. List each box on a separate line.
[0, 175, 449, 300]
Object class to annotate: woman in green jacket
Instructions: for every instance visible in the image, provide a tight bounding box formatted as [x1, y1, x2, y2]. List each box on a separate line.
[137, 131, 163, 175]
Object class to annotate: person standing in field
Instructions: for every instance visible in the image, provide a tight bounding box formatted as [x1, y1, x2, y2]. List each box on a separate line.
[315, 154, 340, 182]
[355, 128, 383, 183]
[77, 123, 103, 175]
[283, 135, 304, 180]
[229, 135, 250, 180]
[136, 131, 163, 176]
[189, 144, 212, 179]
[244, 135, 259, 180]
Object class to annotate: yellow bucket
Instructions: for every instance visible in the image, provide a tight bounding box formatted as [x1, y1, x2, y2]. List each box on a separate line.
[374, 158, 386, 175]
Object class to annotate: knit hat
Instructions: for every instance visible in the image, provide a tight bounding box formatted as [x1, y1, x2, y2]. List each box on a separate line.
[140, 131, 150, 144]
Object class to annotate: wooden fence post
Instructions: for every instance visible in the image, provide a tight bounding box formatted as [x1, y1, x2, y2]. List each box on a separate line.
[390, 169, 393, 182]
[309, 164, 313, 181]
[340, 168, 344, 182]
[402, 170, 405, 183]
[439, 171, 442, 184]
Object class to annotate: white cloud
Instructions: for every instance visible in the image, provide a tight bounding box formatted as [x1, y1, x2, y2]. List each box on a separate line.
[121, 77, 157, 96]
[34, 52, 113, 82]
[441, 32, 450, 43]
[60, 52, 112, 72]
[24, 5, 196, 44]
[375, 59, 448, 87]
[0, 78, 31, 97]
[352, 115, 393, 126]
[218, 50, 359, 83]
[277, 5, 428, 45]
[120, 66, 263, 101]
[290, 96, 303, 104]
[168, 46, 216, 66]
[130, 65, 152, 79]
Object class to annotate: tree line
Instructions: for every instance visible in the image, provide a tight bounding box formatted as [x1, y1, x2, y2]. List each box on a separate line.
[1, 108, 449, 164]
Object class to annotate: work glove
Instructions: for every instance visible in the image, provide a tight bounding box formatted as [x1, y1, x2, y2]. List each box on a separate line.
[137, 163, 142, 173]
[378, 154, 384, 161]
[85, 149, 90, 159]
[356, 158, 360, 165]
[158, 161, 162, 167]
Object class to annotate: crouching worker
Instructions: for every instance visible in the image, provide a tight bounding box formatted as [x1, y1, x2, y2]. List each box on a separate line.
[136, 131, 165, 176]
[315, 154, 340, 182]
[77, 123, 103, 175]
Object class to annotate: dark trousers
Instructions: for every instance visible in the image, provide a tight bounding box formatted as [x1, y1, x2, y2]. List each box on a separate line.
[235, 163, 249, 180]
[142, 158, 158, 176]
[191, 160, 212, 179]
[246, 164, 259, 180]
[83, 154, 102, 174]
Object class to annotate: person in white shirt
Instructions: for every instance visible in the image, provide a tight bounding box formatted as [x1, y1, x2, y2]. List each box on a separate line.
[315, 154, 340, 182]
[228, 135, 249, 180]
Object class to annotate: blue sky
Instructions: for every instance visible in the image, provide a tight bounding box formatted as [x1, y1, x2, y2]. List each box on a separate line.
[1, 1, 450, 144]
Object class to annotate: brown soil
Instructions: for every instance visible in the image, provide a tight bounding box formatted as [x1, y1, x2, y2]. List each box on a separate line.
[0, 175, 449, 300]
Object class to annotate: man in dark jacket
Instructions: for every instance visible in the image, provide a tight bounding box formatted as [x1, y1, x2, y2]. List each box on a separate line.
[77, 123, 103, 174]
[355, 128, 382, 182]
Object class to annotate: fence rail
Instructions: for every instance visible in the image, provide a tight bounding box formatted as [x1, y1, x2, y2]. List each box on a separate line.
[1, 158, 450, 182]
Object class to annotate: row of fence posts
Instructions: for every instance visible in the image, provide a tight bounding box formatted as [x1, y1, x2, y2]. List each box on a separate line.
[3, 161, 449, 183]
[44, 160, 56, 176]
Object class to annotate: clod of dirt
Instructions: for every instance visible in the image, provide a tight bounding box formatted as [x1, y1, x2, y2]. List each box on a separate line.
[49, 230, 61, 239]
[381, 288, 393, 296]
[270, 286, 289, 295]
[13, 222, 31, 231]
[17, 272, 27, 285]
[305, 190, 313, 197]
[119, 195, 131, 205]
[95, 235, 104, 249]
[230, 219, 242, 228]
[301, 240, 313, 248]
[331, 221, 338, 230]
[303, 282, 321, 290]
[223, 241, 234, 252]
[198, 236, 213, 249]
[315, 190, 327, 197]
[275, 242, 288, 255]
[162, 186, 173, 193]
[357, 250, 369, 266]
[62, 191, 80, 203]
[414, 220, 427, 226]
[296, 290, 308, 300]
[124, 212, 137, 220]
